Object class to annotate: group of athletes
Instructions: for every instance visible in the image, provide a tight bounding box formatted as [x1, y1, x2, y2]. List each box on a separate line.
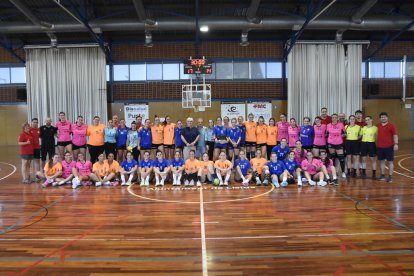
[18, 107, 398, 189]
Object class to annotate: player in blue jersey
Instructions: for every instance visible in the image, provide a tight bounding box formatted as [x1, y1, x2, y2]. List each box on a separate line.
[271, 138, 290, 160]
[153, 150, 170, 186]
[139, 150, 153, 186]
[174, 120, 184, 155]
[116, 119, 128, 162]
[284, 151, 304, 186]
[234, 150, 252, 186]
[300, 117, 314, 151]
[227, 118, 242, 162]
[138, 119, 152, 158]
[213, 117, 228, 161]
[264, 152, 288, 187]
[170, 150, 185, 186]
[120, 151, 138, 186]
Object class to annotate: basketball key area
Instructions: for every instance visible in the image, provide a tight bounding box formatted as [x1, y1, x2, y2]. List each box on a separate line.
[0, 146, 413, 275]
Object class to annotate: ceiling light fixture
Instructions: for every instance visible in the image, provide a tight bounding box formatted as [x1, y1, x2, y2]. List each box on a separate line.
[200, 25, 209, 32]
[144, 31, 153, 47]
[240, 32, 249, 46]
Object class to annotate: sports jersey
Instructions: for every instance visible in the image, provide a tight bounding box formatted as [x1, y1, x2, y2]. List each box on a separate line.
[40, 125, 57, 147]
[61, 160, 76, 178]
[276, 121, 289, 142]
[215, 159, 232, 175]
[170, 158, 185, 169]
[313, 124, 327, 146]
[174, 127, 184, 147]
[138, 128, 151, 148]
[29, 127, 40, 149]
[267, 160, 286, 176]
[321, 159, 334, 172]
[163, 123, 176, 145]
[293, 148, 307, 164]
[237, 124, 246, 145]
[326, 122, 345, 145]
[151, 125, 164, 144]
[93, 161, 110, 177]
[105, 160, 120, 173]
[126, 130, 138, 148]
[104, 128, 117, 143]
[244, 121, 257, 142]
[56, 120, 71, 142]
[345, 125, 361, 141]
[185, 159, 200, 171]
[355, 119, 367, 127]
[234, 159, 251, 176]
[153, 158, 169, 171]
[320, 116, 332, 125]
[139, 159, 153, 169]
[199, 160, 214, 175]
[213, 125, 228, 147]
[284, 159, 299, 175]
[117, 127, 128, 147]
[255, 124, 267, 144]
[287, 125, 300, 147]
[361, 126, 378, 143]
[300, 125, 314, 147]
[271, 145, 290, 160]
[301, 158, 323, 175]
[250, 158, 267, 174]
[44, 162, 62, 177]
[75, 160, 92, 176]
[377, 122, 397, 148]
[266, 125, 278, 146]
[121, 159, 138, 172]
[19, 131, 33, 155]
[227, 127, 242, 145]
[87, 124, 105, 146]
[71, 124, 87, 146]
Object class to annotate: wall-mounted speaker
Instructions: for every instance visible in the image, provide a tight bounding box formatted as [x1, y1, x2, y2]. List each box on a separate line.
[16, 88, 27, 101]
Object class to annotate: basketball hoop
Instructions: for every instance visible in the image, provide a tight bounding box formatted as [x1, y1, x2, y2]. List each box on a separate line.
[182, 83, 211, 112]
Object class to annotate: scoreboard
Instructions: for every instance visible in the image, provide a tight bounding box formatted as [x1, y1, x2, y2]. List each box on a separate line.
[184, 58, 213, 74]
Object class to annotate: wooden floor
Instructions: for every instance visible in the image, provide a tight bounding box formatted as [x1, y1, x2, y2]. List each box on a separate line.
[0, 143, 413, 276]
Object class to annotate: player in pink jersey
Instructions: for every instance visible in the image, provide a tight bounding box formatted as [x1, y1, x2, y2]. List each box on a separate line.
[71, 115, 88, 162]
[326, 114, 346, 178]
[56, 112, 72, 159]
[312, 116, 327, 157]
[287, 118, 300, 148]
[55, 152, 76, 186]
[72, 152, 93, 188]
[301, 151, 327, 186]
[319, 151, 338, 185]
[276, 113, 289, 143]
[293, 140, 307, 164]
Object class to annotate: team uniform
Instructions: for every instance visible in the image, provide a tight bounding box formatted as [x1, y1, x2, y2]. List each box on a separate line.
[227, 127, 242, 149]
[105, 160, 120, 174]
[93, 161, 110, 178]
[75, 160, 93, 177]
[287, 125, 300, 148]
[327, 122, 345, 149]
[71, 124, 88, 150]
[293, 148, 307, 165]
[213, 125, 228, 149]
[234, 159, 251, 177]
[138, 128, 152, 150]
[244, 121, 257, 146]
[153, 158, 169, 171]
[313, 124, 327, 150]
[163, 123, 176, 148]
[250, 157, 267, 175]
[237, 124, 246, 147]
[44, 162, 62, 177]
[267, 160, 286, 177]
[276, 121, 289, 143]
[345, 125, 361, 155]
[61, 160, 76, 179]
[360, 126, 378, 157]
[170, 158, 185, 185]
[151, 125, 164, 149]
[117, 127, 128, 150]
[184, 159, 200, 184]
[121, 159, 138, 172]
[301, 158, 323, 176]
[255, 124, 267, 147]
[56, 120, 72, 147]
[29, 127, 41, 159]
[127, 129, 140, 160]
[266, 125, 278, 159]
[87, 124, 106, 163]
[139, 159, 153, 170]
[300, 125, 314, 150]
[104, 127, 117, 158]
[271, 145, 290, 160]
[174, 127, 184, 150]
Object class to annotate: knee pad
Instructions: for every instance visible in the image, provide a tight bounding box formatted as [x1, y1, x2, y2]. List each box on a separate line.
[338, 154, 345, 162]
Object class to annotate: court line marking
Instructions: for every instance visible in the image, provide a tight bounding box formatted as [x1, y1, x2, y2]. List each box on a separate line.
[0, 249, 412, 262]
[330, 188, 414, 233]
[199, 185, 208, 276]
[0, 162, 16, 182]
[398, 156, 414, 174]
[127, 183, 275, 204]
[0, 191, 73, 235]
[0, 231, 411, 242]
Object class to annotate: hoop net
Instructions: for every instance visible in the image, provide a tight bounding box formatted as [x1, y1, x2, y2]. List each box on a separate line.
[182, 83, 211, 112]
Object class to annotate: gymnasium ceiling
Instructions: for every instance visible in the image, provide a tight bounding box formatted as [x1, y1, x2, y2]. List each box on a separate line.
[1, 0, 414, 49]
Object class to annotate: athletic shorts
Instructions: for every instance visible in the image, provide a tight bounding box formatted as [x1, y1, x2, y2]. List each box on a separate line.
[183, 172, 198, 182]
[151, 143, 163, 150]
[256, 143, 266, 148]
[33, 149, 41, 159]
[228, 144, 240, 150]
[313, 145, 327, 150]
[72, 144, 86, 150]
[21, 154, 33, 160]
[327, 144, 343, 150]
[377, 147, 394, 161]
[214, 143, 227, 149]
[117, 145, 126, 150]
[245, 141, 256, 147]
[303, 145, 313, 151]
[345, 140, 360, 155]
[57, 141, 72, 147]
[360, 142, 377, 157]
[164, 144, 174, 149]
[175, 146, 184, 150]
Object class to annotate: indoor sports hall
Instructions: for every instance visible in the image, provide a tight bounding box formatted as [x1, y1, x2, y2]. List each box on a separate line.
[0, 0, 413, 275]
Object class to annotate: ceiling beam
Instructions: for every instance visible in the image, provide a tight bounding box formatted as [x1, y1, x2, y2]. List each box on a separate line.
[8, 0, 52, 28]
[246, 0, 261, 24]
[131, 0, 155, 25]
[352, 0, 378, 24]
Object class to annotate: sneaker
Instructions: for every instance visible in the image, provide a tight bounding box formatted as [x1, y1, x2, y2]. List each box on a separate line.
[121, 181, 128, 186]
[309, 180, 316, 186]
[155, 180, 160, 186]
[263, 179, 269, 186]
[317, 181, 327, 186]
[42, 180, 49, 188]
[145, 178, 150, 186]
[112, 181, 119, 186]
[387, 175, 393, 183]
[126, 181, 132, 186]
[271, 179, 280, 187]
[95, 182, 102, 187]
[160, 179, 165, 186]
[326, 178, 332, 185]
[378, 174, 386, 181]
[140, 179, 145, 187]
[172, 179, 177, 185]
[341, 172, 346, 178]
[184, 181, 189, 186]
[52, 182, 59, 187]
[281, 181, 288, 187]
[297, 181, 302, 187]
[71, 178, 80, 189]
[255, 177, 262, 186]
[103, 181, 111, 186]
[242, 179, 249, 186]
[189, 180, 194, 186]
[223, 182, 228, 186]
[196, 181, 202, 187]
[332, 178, 339, 185]
[301, 177, 308, 183]
[58, 180, 65, 185]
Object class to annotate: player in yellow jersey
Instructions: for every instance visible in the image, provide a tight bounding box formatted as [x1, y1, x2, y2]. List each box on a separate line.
[214, 151, 233, 186]
[345, 115, 361, 177]
[360, 116, 378, 179]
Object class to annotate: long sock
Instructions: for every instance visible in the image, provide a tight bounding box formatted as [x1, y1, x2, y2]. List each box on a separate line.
[145, 175, 150, 182]
[128, 175, 133, 182]
[264, 173, 270, 181]
[197, 176, 201, 182]
[155, 175, 160, 183]
[173, 173, 177, 182]
[217, 173, 223, 183]
[121, 175, 126, 183]
[224, 172, 230, 182]
[177, 174, 182, 183]
[282, 175, 287, 182]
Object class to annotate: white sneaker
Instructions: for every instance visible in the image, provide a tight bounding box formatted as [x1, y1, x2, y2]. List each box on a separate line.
[172, 179, 177, 185]
[309, 180, 316, 186]
[189, 180, 194, 186]
[155, 182, 162, 187]
[160, 179, 165, 186]
[301, 177, 308, 183]
[121, 181, 127, 186]
[341, 172, 346, 178]
[317, 181, 327, 186]
[72, 178, 80, 189]
[103, 181, 111, 186]
[196, 181, 202, 187]
[219, 182, 224, 186]
[126, 181, 131, 186]
[223, 182, 228, 186]
[58, 180, 65, 185]
[95, 182, 102, 187]
[297, 181, 303, 187]
[140, 179, 145, 186]
[145, 178, 150, 186]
